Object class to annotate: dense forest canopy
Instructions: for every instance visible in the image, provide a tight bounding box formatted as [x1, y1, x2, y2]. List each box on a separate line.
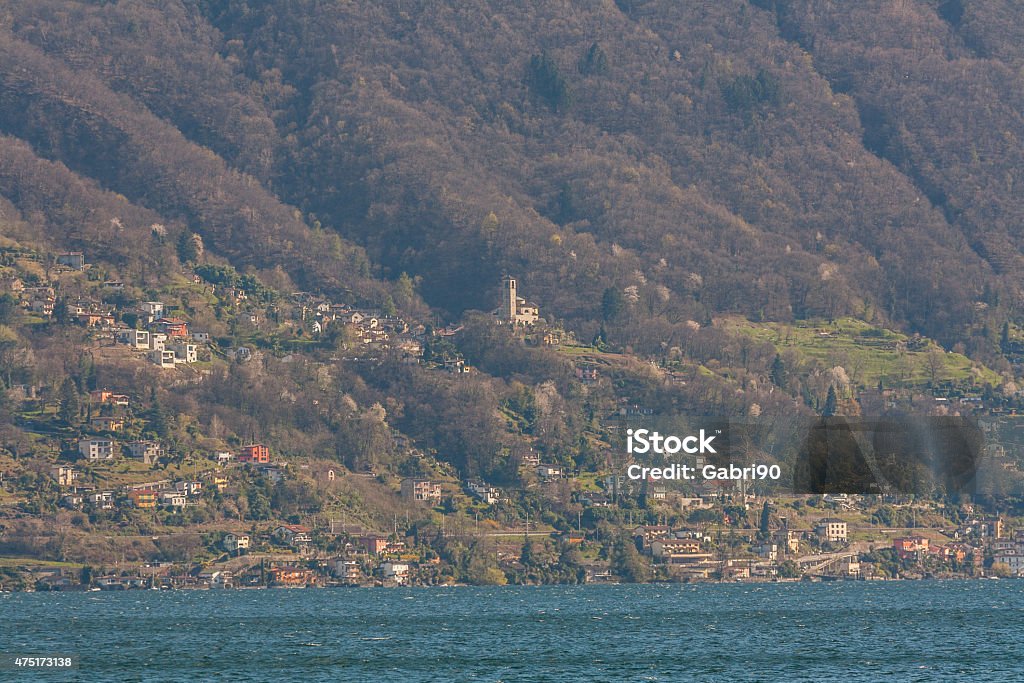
[0, 1, 1023, 353]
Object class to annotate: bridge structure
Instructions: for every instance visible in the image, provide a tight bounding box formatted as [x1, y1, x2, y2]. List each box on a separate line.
[796, 548, 862, 577]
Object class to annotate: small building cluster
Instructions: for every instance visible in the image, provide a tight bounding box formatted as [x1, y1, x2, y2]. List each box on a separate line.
[114, 302, 201, 369]
[52, 466, 206, 512]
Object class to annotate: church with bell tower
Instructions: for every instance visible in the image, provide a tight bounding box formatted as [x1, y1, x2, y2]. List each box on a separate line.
[498, 276, 539, 325]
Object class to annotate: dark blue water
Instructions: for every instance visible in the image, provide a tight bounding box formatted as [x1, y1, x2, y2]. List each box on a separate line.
[1, 581, 1022, 682]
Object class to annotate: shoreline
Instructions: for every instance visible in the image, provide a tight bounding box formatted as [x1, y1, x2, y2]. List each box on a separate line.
[4, 573, 1006, 593]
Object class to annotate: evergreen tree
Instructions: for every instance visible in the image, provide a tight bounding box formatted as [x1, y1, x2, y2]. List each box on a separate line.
[526, 52, 572, 111]
[79, 354, 97, 392]
[770, 354, 787, 389]
[578, 41, 608, 76]
[822, 384, 838, 417]
[177, 230, 203, 263]
[395, 272, 416, 307]
[759, 501, 771, 539]
[52, 299, 70, 325]
[554, 182, 577, 224]
[0, 293, 19, 324]
[382, 294, 397, 317]
[148, 398, 170, 438]
[601, 287, 624, 322]
[57, 377, 81, 425]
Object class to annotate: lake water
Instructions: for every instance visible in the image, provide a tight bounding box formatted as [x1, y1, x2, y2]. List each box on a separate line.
[1, 581, 1023, 682]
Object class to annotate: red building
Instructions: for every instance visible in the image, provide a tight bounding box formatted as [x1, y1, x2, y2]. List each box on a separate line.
[154, 317, 190, 338]
[361, 535, 389, 555]
[238, 444, 270, 463]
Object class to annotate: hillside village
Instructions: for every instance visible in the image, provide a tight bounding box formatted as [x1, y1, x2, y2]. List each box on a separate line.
[2, 238, 1024, 591]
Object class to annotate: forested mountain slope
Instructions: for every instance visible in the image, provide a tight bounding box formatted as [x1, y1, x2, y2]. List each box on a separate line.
[1, 1, 1022, 353]
[4, 1, 1024, 577]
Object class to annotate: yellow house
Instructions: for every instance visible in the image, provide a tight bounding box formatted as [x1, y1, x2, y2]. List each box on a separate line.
[129, 489, 157, 509]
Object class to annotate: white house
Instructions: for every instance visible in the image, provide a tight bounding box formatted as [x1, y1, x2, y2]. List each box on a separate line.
[116, 328, 150, 349]
[159, 492, 187, 508]
[174, 480, 202, 496]
[124, 440, 163, 465]
[51, 465, 78, 487]
[197, 569, 232, 589]
[468, 480, 500, 505]
[274, 524, 312, 547]
[140, 301, 165, 322]
[536, 463, 564, 479]
[331, 559, 362, 583]
[380, 562, 410, 584]
[79, 438, 115, 461]
[168, 341, 197, 364]
[149, 349, 176, 368]
[815, 518, 848, 543]
[223, 533, 250, 553]
[88, 491, 115, 510]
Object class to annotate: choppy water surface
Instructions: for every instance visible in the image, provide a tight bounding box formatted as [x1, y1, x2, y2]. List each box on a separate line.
[1, 580, 1022, 682]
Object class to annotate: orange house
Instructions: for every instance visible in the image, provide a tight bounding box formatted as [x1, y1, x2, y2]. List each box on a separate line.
[90, 390, 130, 407]
[154, 318, 190, 338]
[129, 489, 157, 509]
[238, 444, 270, 463]
[936, 544, 968, 563]
[268, 566, 315, 587]
[894, 536, 929, 559]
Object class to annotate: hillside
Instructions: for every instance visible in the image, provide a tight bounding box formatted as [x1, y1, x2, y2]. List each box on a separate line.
[0, 2, 1022, 351]
[2, 1, 1024, 583]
